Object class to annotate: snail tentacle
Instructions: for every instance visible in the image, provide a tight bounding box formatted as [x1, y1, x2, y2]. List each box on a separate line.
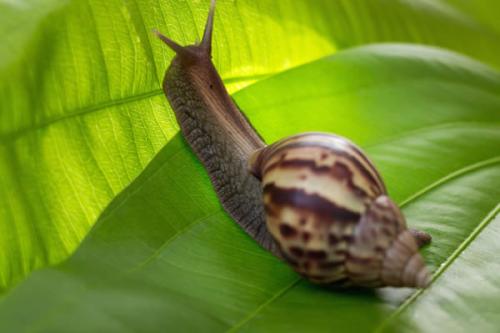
[409, 228, 432, 248]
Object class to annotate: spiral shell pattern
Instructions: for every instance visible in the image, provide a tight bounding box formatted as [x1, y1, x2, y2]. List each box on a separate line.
[249, 133, 430, 288]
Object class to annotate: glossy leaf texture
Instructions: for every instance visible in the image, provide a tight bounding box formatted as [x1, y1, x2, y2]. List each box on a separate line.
[2, 0, 500, 291]
[0, 44, 499, 332]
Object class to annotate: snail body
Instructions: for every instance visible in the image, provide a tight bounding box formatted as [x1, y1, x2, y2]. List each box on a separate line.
[156, 0, 431, 288]
[155, 0, 277, 253]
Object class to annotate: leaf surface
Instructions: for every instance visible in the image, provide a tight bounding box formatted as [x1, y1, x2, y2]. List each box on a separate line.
[0, 44, 499, 332]
[2, 0, 500, 290]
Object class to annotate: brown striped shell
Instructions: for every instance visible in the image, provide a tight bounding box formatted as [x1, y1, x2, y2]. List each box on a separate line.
[249, 133, 430, 288]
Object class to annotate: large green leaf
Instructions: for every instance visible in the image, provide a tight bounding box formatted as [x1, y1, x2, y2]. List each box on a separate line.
[0, 44, 498, 332]
[2, 0, 500, 291]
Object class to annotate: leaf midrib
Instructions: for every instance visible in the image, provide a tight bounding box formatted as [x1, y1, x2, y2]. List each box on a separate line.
[0, 89, 162, 143]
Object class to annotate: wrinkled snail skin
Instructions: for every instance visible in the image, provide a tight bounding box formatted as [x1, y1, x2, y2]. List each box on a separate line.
[155, 0, 279, 254]
[157, 0, 431, 288]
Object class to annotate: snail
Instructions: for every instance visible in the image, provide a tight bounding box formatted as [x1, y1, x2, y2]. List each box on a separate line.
[154, 0, 432, 288]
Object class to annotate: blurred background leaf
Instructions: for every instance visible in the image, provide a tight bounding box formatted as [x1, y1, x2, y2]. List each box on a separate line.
[0, 0, 499, 331]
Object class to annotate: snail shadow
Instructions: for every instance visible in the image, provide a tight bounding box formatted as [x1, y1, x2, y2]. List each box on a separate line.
[323, 284, 378, 296]
[301, 274, 419, 306]
[290, 280, 402, 332]
[298, 276, 418, 310]
[335, 282, 417, 309]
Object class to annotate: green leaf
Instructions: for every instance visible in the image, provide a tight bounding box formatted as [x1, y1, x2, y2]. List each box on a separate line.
[444, 0, 500, 36]
[394, 212, 500, 332]
[0, 44, 499, 332]
[2, 0, 500, 292]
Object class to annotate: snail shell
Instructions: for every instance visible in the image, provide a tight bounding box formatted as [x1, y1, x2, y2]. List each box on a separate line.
[249, 133, 430, 288]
